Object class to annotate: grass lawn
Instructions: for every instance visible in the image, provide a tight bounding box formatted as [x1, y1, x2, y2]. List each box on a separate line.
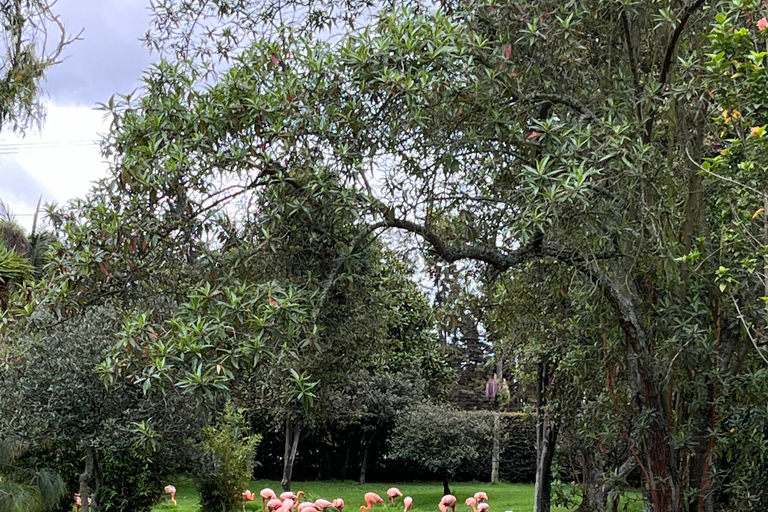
[151, 479, 643, 512]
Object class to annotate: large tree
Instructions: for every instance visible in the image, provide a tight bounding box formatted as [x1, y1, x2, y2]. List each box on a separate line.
[28, 1, 768, 511]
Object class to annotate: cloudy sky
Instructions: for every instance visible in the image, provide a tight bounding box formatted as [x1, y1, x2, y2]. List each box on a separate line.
[1, 0, 156, 231]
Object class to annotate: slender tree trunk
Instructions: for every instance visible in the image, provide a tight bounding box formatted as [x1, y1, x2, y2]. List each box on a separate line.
[281, 419, 301, 492]
[491, 352, 503, 484]
[534, 360, 557, 512]
[442, 475, 451, 496]
[359, 432, 372, 485]
[79, 447, 94, 512]
[491, 413, 501, 484]
[534, 423, 557, 512]
[341, 438, 351, 480]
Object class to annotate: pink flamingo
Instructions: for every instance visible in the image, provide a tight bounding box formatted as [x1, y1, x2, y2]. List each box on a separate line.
[439, 495, 457, 512]
[261, 489, 278, 510]
[281, 492, 297, 501]
[360, 492, 385, 512]
[269, 498, 284, 511]
[75, 493, 93, 511]
[278, 500, 296, 512]
[243, 490, 257, 512]
[315, 500, 334, 510]
[403, 497, 413, 512]
[164, 485, 177, 506]
[332, 499, 345, 511]
[299, 502, 320, 512]
[477, 504, 489, 512]
[465, 498, 477, 512]
[473, 493, 487, 503]
[387, 488, 403, 504]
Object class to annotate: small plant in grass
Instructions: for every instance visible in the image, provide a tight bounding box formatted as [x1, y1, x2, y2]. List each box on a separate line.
[195, 404, 261, 512]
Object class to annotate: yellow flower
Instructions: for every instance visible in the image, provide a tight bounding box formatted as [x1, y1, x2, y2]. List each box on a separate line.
[751, 126, 763, 137]
[732, 110, 741, 118]
[723, 109, 730, 123]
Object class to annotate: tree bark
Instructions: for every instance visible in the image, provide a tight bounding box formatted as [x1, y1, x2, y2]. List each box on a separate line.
[534, 360, 558, 512]
[491, 412, 501, 484]
[442, 476, 451, 495]
[79, 447, 94, 512]
[491, 351, 503, 484]
[341, 438, 351, 480]
[281, 419, 301, 492]
[359, 433, 370, 485]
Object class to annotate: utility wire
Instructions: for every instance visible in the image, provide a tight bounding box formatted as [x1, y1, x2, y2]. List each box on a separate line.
[0, 139, 99, 155]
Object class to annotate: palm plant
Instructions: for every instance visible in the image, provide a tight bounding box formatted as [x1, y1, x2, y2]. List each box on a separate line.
[0, 441, 66, 512]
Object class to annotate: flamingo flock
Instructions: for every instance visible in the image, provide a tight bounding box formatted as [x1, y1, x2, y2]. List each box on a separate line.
[159, 484, 494, 512]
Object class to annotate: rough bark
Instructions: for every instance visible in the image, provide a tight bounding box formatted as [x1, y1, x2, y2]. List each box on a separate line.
[442, 476, 451, 496]
[79, 447, 94, 512]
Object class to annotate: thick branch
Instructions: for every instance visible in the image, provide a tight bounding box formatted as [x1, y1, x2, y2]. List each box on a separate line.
[385, 217, 542, 269]
[644, 0, 707, 142]
[530, 94, 596, 121]
[659, 0, 707, 88]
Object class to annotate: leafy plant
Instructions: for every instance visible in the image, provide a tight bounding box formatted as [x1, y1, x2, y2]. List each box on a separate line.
[195, 404, 261, 512]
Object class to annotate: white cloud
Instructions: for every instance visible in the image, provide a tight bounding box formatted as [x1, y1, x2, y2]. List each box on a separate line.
[0, 102, 110, 232]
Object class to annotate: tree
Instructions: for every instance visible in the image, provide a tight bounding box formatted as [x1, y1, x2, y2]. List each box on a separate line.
[388, 403, 492, 495]
[0, 2, 78, 133]
[0, 305, 198, 512]
[34, 1, 768, 511]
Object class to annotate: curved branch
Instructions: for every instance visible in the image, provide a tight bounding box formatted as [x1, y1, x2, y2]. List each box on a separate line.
[384, 216, 542, 269]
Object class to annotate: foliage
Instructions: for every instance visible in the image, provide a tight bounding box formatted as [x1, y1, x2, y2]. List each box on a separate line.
[195, 404, 261, 512]
[388, 404, 492, 482]
[0, 441, 66, 512]
[0, 305, 197, 511]
[98, 448, 165, 512]
[0, 2, 78, 133]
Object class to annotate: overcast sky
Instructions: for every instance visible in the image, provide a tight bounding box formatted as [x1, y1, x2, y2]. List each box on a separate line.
[0, 0, 156, 232]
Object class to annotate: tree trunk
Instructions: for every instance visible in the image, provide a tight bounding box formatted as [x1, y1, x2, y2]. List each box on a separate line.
[491, 351, 503, 484]
[534, 360, 557, 512]
[341, 438, 351, 480]
[442, 476, 451, 495]
[359, 433, 370, 485]
[281, 419, 301, 492]
[534, 423, 557, 512]
[79, 447, 94, 512]
[491, 412, 501, 484]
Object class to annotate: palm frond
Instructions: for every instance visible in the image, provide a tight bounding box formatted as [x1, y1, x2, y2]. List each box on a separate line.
[0, 246, 32, 283]
[0, 480, 43, 512]
[28, 469, 65, 510]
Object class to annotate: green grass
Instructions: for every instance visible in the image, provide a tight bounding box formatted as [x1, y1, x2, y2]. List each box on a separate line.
[151, 479, 643, 512]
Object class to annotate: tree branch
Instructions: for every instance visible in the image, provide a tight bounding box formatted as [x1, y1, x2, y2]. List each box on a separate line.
[384, 216, 543, 269]
[530, 94, 597, 121]
[644, 0, 707, 142]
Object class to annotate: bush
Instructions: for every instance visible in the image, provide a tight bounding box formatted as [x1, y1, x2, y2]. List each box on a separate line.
[195, 405, 261, 512]
[99, 448, 164, 512]
[388, 403, 491, 491]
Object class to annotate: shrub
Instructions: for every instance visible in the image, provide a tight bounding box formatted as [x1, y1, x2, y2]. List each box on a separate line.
[195, 405, 261, 512]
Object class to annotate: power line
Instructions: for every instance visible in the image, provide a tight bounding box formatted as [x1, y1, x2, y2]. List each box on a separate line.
[0, 139, 99, 155]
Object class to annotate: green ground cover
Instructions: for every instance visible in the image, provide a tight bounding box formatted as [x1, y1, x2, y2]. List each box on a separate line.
[151, 480, 643, 512]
